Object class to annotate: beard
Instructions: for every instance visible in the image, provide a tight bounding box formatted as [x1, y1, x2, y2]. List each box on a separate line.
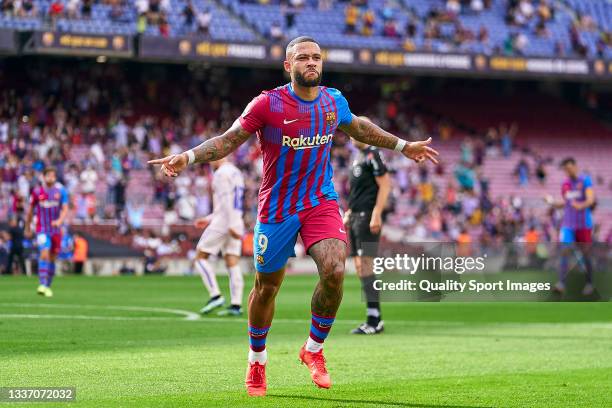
[294, 69, 322, 87]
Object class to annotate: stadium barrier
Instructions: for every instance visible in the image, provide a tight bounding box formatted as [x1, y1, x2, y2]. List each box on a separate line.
[0, 28, 608, 80]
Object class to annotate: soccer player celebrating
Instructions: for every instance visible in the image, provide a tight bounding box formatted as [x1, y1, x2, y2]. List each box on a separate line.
[545, 157, 596, 296]
[194, 157, 246, 316]
[25, 167, 69, 297]
[344, 117, 391, 335]
[148, 36, 438, 396]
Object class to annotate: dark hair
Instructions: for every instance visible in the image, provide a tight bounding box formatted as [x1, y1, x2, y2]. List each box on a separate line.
[286, 36, 319, 56]
[43, 167, 57, 175]
[560, 157, 576, 167]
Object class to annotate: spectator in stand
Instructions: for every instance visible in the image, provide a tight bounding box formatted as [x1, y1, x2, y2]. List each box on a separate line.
[537, 0, 552, 21]
[381, 0, 395, 22]
[514, 0, 534, 26]
[406, 19, 417, 39]
[66, 0, 80, 19]
[269, 21, 284, 43]
[110, 2, 125, 22]
[515, 157, 530, 186]
[136, 0, 149, 16]
[362, 8, 375, 36]
[160, 0, 171, 14]
[82, 0, 92, 18]
[1, 0, 14, 15]
[535, 155, 547, 185]
[535, 18, 549, 38]
[383, 19, 399, 38]
[19, 0, 37, 17]
[570, 23, 588, 57]
[183, 0, 195, 28]
[514, 32, 529, 54]
[80, 164, 98, 197]
[470, 0, 483, 14]
[159, 13, 170, 37]
[500, 123, 514, 158]
[196, 7, 211, 37]
[48, 0, 64, 26]
[345, 2, 359, 34]
[446, 0, 460, 17]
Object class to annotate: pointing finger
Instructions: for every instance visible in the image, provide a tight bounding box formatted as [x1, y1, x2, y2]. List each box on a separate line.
[148, 157, 171, 165]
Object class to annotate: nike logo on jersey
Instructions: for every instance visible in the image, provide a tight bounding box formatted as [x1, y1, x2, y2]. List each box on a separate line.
[283, 119, 299, 124]
[339, 228, 346, 233]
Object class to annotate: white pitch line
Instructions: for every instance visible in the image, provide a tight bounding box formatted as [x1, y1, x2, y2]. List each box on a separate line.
[0, 303, 200, 321]
[1, 303, 611, 329]
[0, 314, 182, 322]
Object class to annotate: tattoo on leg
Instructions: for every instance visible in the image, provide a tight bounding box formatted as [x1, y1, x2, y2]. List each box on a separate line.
[308, 239, 347, 316]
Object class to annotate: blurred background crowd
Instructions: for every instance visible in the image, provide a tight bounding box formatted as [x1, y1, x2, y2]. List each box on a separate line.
[1, 57, 611, 273]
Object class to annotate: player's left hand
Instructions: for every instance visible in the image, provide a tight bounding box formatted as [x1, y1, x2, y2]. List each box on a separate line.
[402, 137, 439, 164]
[51, 220, 61, 228]
[370, 211, 382, 235]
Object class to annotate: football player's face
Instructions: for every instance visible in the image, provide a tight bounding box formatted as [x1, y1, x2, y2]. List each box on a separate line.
[563, 163, 577, 178]
[285, 42, 322, 87]
[44, 171, 56, 186]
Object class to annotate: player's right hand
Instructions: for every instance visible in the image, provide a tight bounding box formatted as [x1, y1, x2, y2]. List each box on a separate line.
[24, 228, 32, 238]
[543, 195, 554, 205]
[148, 153, 188, 178]
[342, 210, 351, 228]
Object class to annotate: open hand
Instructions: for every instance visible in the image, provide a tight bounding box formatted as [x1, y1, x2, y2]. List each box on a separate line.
[402, 137, 439, 164]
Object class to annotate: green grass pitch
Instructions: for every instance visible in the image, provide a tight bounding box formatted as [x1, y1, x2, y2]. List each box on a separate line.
[1, 274, 611, 407]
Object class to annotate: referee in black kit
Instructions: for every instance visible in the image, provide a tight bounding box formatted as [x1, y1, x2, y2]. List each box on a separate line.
[343, 117, 391, 335]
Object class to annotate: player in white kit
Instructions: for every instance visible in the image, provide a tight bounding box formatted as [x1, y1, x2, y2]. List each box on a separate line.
[194, 157, 246, 316]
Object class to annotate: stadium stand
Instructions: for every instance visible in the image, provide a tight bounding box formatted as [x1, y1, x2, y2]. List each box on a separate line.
[0, 1, 609, 56]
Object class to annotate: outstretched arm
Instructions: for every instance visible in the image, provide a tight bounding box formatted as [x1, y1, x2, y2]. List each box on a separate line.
[190, 120, 252, 163]
[148, 120, 252, 177]
[339, 115, 439, 164]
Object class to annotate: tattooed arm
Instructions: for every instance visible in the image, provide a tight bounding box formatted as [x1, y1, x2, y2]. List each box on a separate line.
[148, 120, 252, 178]
[339, 115, 439, 164]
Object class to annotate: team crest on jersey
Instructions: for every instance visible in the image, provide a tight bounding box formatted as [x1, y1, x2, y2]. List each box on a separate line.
[325, 111, 336, 126]
[256, 255, 265, 265]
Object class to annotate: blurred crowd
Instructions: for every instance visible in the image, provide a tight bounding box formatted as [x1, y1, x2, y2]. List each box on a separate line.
[1, 60, 611, 268]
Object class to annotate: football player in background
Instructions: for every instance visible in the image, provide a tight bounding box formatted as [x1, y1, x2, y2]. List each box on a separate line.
[194, 157, 246, 316]
[25, 167, 69, 297]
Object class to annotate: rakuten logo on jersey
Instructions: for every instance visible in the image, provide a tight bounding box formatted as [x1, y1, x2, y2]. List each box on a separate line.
[282, 133, 333, 150]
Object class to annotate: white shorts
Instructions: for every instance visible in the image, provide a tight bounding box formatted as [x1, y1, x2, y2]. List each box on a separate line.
[196, 228, 242, 257]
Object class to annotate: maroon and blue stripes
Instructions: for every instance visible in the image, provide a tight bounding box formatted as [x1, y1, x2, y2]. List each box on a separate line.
[258, 86, 339, 223]
[248, 324, 270, 352]
[34, 186, 65, 234]
[38, 259, 49, 286]
[309, 312, 335, 344]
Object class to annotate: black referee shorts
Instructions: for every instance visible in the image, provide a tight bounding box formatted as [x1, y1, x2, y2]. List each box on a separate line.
[348, 211, 380, 257]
